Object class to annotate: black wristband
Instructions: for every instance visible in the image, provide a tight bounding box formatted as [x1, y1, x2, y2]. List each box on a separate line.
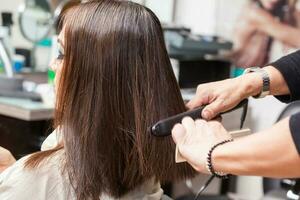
[206, 139, 233, 179]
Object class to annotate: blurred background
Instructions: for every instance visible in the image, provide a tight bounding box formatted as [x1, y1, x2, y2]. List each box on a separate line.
[1, 0, 299, 199]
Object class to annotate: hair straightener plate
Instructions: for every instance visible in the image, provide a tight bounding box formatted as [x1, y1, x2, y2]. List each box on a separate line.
[151, 99, 248, 137]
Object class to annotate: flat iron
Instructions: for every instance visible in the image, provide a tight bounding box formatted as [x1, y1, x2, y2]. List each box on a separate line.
[151, 99, 248, 137]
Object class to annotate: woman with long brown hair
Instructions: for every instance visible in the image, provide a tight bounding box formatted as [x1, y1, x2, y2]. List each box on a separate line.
[0, 1, 196, 199]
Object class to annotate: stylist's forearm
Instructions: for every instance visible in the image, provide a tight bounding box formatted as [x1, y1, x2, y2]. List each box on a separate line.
[212, 118, 300, 178]
[238, 66, 290, 98]
[264, 66, 290, 95]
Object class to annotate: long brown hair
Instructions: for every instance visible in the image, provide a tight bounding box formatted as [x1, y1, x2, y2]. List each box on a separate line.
[26, 0, 196, 199]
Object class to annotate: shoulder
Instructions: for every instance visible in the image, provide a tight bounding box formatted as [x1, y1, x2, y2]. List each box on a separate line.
[41, 129, 63, 151]
[0, 150, 73, 200]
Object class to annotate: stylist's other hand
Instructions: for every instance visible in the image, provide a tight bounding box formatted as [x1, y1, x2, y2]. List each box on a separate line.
[0, 146, 15, 172]
[172, 117, 231, 173]
[187, 78, 245, 120]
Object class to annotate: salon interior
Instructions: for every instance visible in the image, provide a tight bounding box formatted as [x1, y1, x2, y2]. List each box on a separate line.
[0, 0, 298, 199]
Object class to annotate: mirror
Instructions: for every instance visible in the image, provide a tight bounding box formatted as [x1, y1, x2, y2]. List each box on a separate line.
[18, 0, 53, 43]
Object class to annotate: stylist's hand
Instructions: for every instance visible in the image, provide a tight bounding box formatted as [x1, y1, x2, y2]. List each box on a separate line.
[172, 117, 232, 173]
[187, 78, 247, 120]
[0, 146, 15, 172]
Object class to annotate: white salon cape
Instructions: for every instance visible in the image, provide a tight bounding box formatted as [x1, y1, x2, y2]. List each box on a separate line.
[0, 130, 170, 200]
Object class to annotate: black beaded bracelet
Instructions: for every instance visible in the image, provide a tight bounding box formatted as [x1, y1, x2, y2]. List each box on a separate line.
[206, 139, 233, 179]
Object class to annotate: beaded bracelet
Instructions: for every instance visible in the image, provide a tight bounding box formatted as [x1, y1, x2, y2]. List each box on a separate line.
[206, 139, 233, 179]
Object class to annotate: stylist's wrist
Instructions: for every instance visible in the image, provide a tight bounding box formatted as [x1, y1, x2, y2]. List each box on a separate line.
[210, 141, 232, 175]
[238, 72, 263, 98]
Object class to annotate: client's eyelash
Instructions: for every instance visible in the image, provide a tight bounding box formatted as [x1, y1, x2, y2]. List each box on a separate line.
[57, 50, 65, 60]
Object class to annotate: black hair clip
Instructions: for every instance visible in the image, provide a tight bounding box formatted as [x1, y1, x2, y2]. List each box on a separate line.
[151, 99, 248, 137]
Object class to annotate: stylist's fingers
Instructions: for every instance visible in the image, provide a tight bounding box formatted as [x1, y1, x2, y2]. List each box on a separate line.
[186, 84, 210, 109]
[202, 98, 226, 120]
[207, 120, 224, 132]
[195, 119, 210, 138]
[181, 117, 196, 138]
[186, 94, 207, 109]
[172, 124, 186, 145]
[207, 120, 232, 140]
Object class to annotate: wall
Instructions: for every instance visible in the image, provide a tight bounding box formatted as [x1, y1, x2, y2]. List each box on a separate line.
[174, 0, 217, 35]
[174, 0, 248, 39]
[132, 0, 175, 23]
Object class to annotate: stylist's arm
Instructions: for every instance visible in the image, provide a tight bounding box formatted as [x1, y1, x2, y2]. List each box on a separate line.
[187, 66, 289, 120]
[172, 116, 300, 177]
[172, 65, 300, 178]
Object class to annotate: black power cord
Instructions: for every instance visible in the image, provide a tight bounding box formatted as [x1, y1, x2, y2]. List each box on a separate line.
[193, 99, 248, 200]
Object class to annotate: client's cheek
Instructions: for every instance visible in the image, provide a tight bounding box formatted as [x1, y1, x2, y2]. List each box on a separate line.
[54, 60, 65, 87]
[49, 60, 56, 72]
[55, 71, 61, 88]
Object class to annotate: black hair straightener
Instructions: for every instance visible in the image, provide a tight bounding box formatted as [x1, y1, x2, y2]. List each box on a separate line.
[151, 98, 248, 137]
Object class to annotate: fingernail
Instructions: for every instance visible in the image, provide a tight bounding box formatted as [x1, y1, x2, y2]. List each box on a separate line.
[202, 110, 211, 119]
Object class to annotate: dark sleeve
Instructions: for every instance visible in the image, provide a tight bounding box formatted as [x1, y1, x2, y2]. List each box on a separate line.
[270, 50, 300, 103]
[289, 113, 300, 154]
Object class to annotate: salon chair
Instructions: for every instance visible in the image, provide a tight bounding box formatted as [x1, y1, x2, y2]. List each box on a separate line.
[263, 100, 300, 200]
